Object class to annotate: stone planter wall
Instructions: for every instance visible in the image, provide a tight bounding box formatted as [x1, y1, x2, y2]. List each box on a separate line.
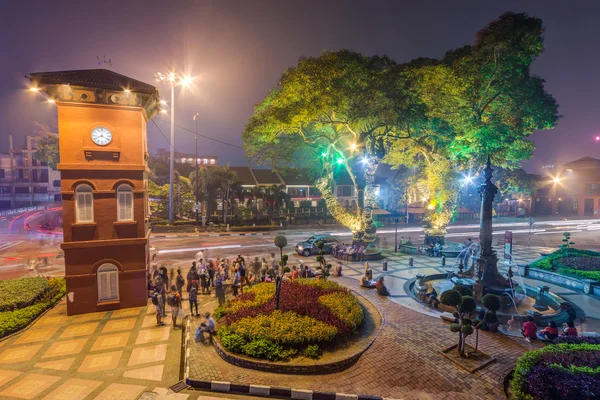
[519, 264, 599, 298]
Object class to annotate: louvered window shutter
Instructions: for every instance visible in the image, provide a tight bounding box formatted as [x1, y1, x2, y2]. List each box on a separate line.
[109, 271, 119, 300]
[84, 193, 93, 222]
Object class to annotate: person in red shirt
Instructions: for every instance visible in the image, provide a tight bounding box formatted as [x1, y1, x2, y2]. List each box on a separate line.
[561, 320, 578, 337]
[291, 265, 299, 280]
[539, 320, 559, 340]
[521, 315, 538, 342]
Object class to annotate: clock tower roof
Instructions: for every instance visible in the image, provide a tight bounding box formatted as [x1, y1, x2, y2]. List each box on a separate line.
[29, 69, 157, 95]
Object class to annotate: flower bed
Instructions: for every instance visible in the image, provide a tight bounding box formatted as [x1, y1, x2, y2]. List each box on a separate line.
[0, 278, 66, 338]
[510, 339, 600, 399]
[215, 279, 364, 361]
[529, 248, 600, 282]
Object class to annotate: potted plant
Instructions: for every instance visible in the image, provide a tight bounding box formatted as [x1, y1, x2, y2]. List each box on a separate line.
[482, 294, 501, 333]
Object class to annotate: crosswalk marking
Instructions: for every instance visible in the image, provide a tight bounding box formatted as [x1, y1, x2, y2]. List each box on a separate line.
[0, 241, 22, 253]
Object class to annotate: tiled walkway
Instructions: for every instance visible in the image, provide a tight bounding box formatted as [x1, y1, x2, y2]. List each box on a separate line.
[0, 294, 232, 400]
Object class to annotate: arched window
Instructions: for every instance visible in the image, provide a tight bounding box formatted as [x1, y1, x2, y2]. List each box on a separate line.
[117, 184, 134, 221]
[75, 184, 94, 223]
[97, 263, 119, 302]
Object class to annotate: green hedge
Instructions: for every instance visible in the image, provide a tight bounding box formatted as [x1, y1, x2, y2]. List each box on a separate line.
[0, 278, 66, 338]
[530, 248, 600, 282]
[0, 278, 49, 312]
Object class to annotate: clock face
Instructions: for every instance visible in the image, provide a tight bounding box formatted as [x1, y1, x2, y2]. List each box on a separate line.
[91, 127, 112, 146]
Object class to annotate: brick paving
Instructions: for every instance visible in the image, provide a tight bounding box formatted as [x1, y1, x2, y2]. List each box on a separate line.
[188, 276, 541, 400]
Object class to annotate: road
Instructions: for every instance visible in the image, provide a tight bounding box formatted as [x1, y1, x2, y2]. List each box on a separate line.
[1, 217, 600, 279]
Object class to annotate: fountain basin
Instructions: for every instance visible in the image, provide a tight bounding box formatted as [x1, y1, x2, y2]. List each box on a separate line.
[410, 273, 571, 326]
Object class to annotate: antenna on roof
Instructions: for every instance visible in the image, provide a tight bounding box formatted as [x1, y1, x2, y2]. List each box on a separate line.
[96, 55, 112, 69]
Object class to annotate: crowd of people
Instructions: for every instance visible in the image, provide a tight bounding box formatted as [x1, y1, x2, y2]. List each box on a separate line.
[332, 242, 367, 262]
[505, 313, 579, 342]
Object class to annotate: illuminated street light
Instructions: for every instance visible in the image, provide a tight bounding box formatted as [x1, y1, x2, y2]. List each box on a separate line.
[553, 177, 561, 184]
[349, 143, 357, 150]
[47, 99, 55, 104]
[596, 135, 600, 141]
[464, 175, 473, 184]
[155, 69, 194, 225]
[160, 100, 167, 105]
[124, 89, 131, 93]
[29, 87, 40, 92]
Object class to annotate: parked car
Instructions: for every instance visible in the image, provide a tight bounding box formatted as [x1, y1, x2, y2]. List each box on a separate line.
[295, 235, 339, 256]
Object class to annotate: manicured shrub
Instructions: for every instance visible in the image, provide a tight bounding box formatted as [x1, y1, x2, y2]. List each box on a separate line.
[452, 284, 472, 296]
[460, 296, 477, 313]
[553, 336, 600, 345]
[219, 332, 247, 353]
[529, 248, 600, 282]
[0, 278, 65, 338]
[318, 292, 364, 330]
[0, 278, 49, 312]
[228, 310, 338, 345]
[511, 343, 600, 400]
[482, 294, 501, 312]
[440, 290, 462, 307]
[303, 344, 321, 359]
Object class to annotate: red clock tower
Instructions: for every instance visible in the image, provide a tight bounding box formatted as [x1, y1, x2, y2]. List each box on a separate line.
[29, 70, 161, 315]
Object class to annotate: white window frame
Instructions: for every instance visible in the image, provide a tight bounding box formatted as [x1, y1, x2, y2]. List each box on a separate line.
[97, 263, 119, 302]
[75, 184, 94, 223]
[117, 184, 134, 221]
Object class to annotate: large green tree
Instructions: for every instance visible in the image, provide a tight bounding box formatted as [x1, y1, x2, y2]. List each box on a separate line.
[386, 12, 559, 236]
[33, 133, 59, 169]
[243, 50, 409, 244]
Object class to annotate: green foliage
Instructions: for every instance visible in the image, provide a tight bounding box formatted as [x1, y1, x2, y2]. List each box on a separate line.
[511, 343, 600, 400]
[482, 294, 502, 312]
[449, 323, 461, 333]
[529, 248, 600, 282]
[440, 290, 463, 307]
[219, 332, 247, 353]
[452, 284, 472, 297]
[461, 325, 474, 336]
[274, 235, 288, 249]
[0, 278, 65, 338]
[461, 296, 477, 313]
[228, 310, 338, 345]
[0, 278, 49, 312]
[318, 292, 364, 331]
[241, 339, 297, 361]
[33, 133, 59, 169]
[485, 312, 498, 324]
[302, 344, 321, 359]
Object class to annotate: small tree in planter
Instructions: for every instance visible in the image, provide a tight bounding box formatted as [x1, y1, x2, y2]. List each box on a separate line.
[559, 232, 575, 257]
[482, 294, 502, 333]
[440, 289, 477, 357]
[315, 241, 332, 281]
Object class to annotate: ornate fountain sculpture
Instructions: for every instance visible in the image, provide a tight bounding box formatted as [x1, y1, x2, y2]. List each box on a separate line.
[462, 156, 511, 302]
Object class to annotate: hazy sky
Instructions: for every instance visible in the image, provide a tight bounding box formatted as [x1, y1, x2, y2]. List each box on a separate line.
[1, 0, 599, 173]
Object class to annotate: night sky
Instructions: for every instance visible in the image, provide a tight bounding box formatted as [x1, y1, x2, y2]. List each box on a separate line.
[1, 0, 599, 173]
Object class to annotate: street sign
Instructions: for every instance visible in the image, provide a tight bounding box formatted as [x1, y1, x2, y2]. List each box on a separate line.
[504, 231, 513, 260]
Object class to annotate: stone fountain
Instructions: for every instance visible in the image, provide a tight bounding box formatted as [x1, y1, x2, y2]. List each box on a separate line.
[411, 156, 572, 326]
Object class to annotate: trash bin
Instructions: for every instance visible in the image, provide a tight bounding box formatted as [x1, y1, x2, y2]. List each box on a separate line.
[382, 261, 388, 271]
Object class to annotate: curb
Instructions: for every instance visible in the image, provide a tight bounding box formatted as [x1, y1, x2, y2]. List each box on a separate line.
[152, 232, 275, 238]
[185, 378, 384, 400]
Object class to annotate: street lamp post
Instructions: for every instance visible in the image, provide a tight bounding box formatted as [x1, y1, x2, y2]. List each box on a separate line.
[394, 217, 399, 252]
[193, 113, 199, 227]
[155, 71, 192, 225]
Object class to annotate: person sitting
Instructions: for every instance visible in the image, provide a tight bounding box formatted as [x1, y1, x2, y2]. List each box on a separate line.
[426, 243, 434, 257]
[561, 320, 578, 337]
[359, 274, 376, 288]
[521, 315, 538, 342]
[426, 288, 440, 308]
[334, 262, 343, 277]
[507, 315, 519, 332]
[539, 321, 559, 340]
[291, 265, 299, 279]
[433, 243, 442, 257]
[195, 312, 216, 343]
[406, 237, 413, 246]
[375, 277, 390, 296]
[365, 262, 373, 281]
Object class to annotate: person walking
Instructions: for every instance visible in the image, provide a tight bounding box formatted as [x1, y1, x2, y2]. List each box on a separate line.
[151, 290, 165, 326]
[167, 285, 181, 328]
[232, 267, 240, 297]
[238, 260, 251, 294]
[208, 261, 215, 287]
[188, 284, 199, 317]
[176, 269, 185, 299]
